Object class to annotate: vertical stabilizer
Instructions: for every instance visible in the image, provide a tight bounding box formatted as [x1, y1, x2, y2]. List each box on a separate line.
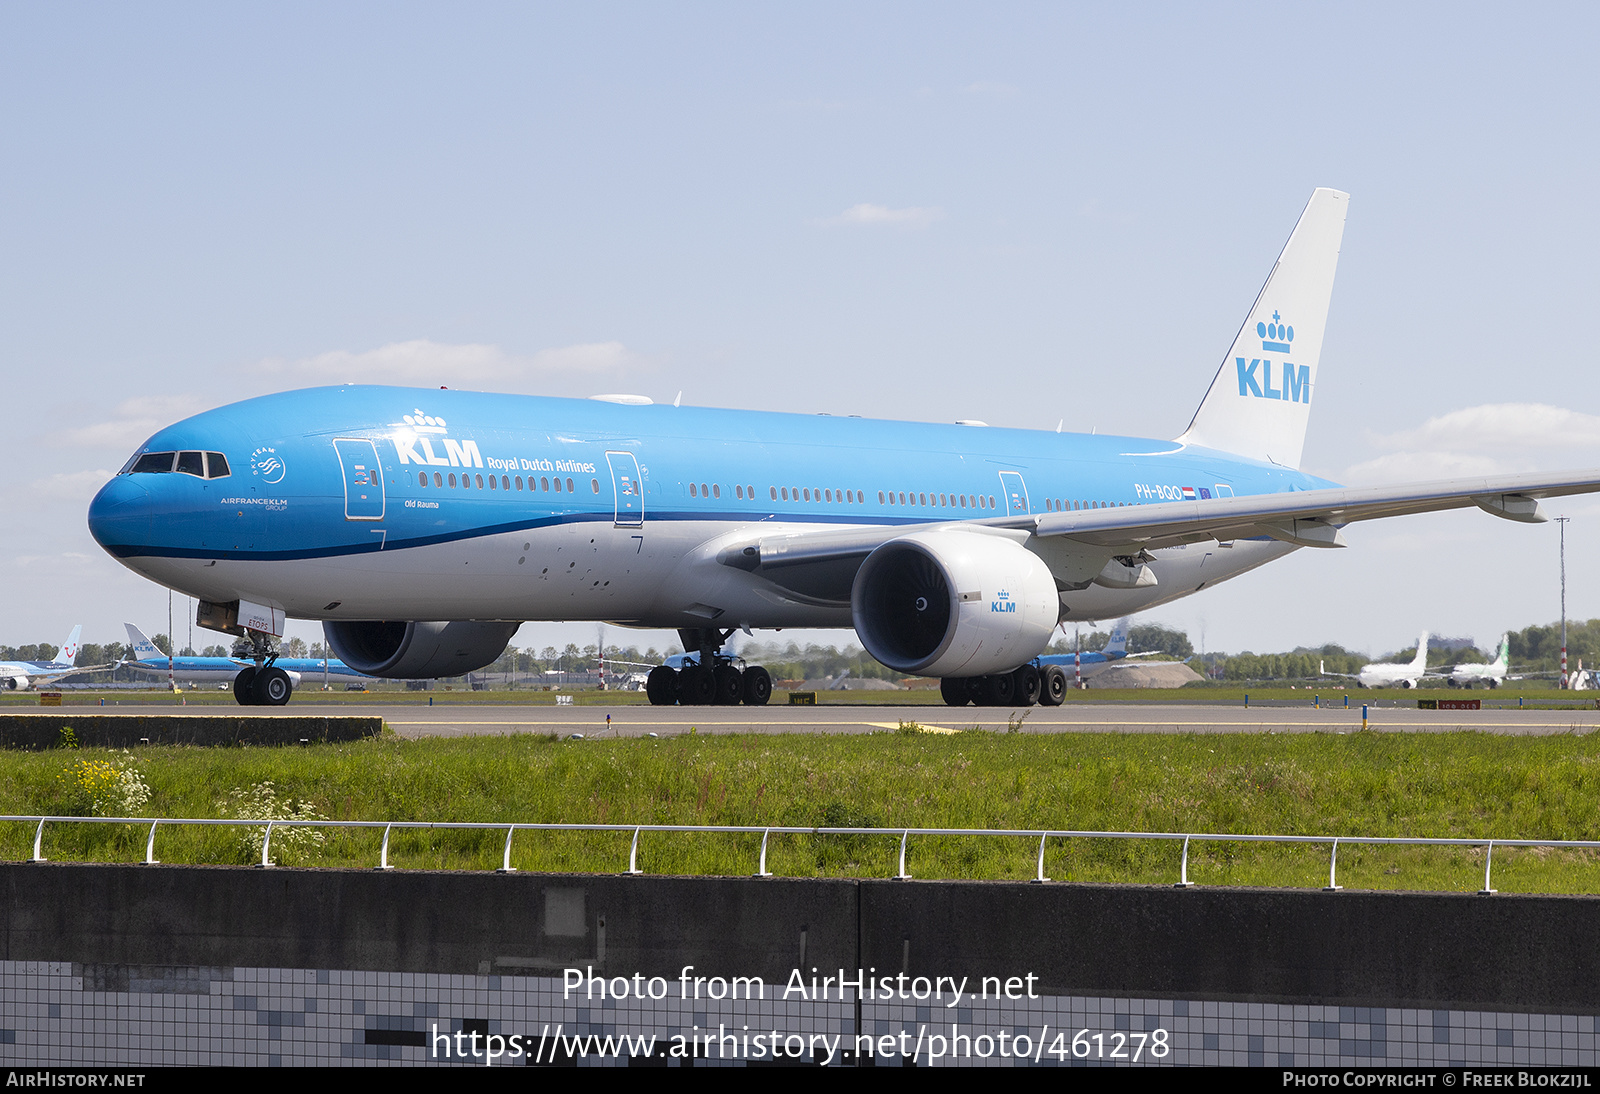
[124, 623, 162, 662]
[52, 626, 82, 667]
[1102, 619, 1130, 657]
[1411, 632, 1430, 671]
[1494, 634, 1510, 670]
[1177, 188, 1349, 468]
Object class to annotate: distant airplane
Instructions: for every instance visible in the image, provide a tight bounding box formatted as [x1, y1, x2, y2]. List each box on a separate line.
[86, 188, 1600, 707]
[1037, 619, 1165, 669]
[0, 625, 85, 690]
[121, 623, 371, 702]
[1448, 634, 1511, 689]
[1322, 632, 1430, 689]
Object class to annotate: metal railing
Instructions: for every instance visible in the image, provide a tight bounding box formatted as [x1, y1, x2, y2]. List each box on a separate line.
[6, 814, 1599, 893]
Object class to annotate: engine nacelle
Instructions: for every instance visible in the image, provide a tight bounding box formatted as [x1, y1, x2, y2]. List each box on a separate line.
[2, 676, 25, 691]
[323, 620, 520, 679]
[851, 530, 1058, 678]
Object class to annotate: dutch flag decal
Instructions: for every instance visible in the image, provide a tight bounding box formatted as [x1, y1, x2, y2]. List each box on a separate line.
[1182, 486, 1196, 500]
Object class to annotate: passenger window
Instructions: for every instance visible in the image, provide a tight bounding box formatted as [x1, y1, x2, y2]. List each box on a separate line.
[770, 487, 777, 500]
[690, 483, 698, 497]
[434, 473, 443, 487]
[488, 476, 496, 490]
[503, 476, 510, 490]
[592, 478, 599, 493]
[712, 484, 720, 499]
[566, 478, 574, 492]
[417, 473, 426, 489]
[553, 478, 562, 492]
[541, 477, 550, 491]
[205, 452, 231, 478]
[516, 477, 523, 490]
[476, 474, 484, 489]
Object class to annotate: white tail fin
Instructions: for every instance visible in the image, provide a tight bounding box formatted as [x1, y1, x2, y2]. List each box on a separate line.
[123, 622, 162, 661]
[1494, 633, 1510, 670]
[1410, 632, 1430, 670]
[52, 625, 82, 667]
[1102, 618, 1130, 657]
[1177, 187, 1349, 469]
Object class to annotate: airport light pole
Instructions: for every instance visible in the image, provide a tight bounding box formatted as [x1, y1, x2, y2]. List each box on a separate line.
[1557, 516, 1570, 688]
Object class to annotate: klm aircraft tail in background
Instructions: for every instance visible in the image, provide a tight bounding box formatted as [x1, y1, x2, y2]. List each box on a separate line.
[1178, 188, 1349, 469]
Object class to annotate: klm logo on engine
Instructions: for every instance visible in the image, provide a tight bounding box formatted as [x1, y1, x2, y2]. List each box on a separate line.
[991, 589, 1016, 614]
[1236, 311, 1311, 404]
[391, 408, 484, 469]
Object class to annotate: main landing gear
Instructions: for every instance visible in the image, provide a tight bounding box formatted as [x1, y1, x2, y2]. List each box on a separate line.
[940, 663, 1069, 708]
[645, 627, 773, 706]
[232, 632, 294, 706]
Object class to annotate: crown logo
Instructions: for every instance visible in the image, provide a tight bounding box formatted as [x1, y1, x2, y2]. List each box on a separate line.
[401, 409, 449, 434]
[1257, 310, 1294, 353]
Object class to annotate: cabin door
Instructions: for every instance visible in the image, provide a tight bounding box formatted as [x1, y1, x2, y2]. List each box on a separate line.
[606, 451, 644, 527]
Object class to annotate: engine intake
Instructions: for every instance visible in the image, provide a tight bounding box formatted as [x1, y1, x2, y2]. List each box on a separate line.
[851, 530, 1058, 678]
[323, 620, 520, 679]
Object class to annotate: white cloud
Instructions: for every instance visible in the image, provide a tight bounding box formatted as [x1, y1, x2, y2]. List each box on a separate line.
[1342, 402, 1600, 485]
[962, 81, 1021, 97]
[1340, 450, 1508, 486]
[266, 339, 648, 387]
[24, 469, 119, 503]
[1371, 403, 1600, 453]
[56, 396, 208, 452]
[819, 203, 945, 229]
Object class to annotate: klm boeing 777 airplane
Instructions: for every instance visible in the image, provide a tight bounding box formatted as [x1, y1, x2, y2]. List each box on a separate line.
[86, 189, 1600, 707]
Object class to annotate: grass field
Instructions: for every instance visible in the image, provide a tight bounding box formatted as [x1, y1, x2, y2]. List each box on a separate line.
[6, 727, 1600, 894]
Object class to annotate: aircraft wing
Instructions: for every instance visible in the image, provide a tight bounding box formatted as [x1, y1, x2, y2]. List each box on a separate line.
[718, 468, 1600, 602]
[1025, 469, 1600, 550]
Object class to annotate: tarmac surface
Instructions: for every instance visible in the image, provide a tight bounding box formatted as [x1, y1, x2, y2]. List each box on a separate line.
[60, 700, 1599, 738]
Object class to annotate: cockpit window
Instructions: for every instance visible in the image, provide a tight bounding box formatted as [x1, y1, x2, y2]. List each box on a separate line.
[121, 450, 232, 478]
[129, 452, 177, 474]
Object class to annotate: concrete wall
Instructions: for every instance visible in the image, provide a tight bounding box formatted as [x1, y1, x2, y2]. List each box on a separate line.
[4, 863, 1597, 1013]
[0, 714, 382, 749]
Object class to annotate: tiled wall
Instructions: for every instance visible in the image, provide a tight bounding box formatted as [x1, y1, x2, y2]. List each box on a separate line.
[3, 961, 1593, 1067]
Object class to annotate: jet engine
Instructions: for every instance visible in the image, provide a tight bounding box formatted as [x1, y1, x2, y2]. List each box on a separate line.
[323, 620, 520, 679]
[850, 530, 1058, 678]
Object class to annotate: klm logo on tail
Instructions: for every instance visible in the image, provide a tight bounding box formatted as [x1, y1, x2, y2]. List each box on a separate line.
[1236, 311, 1311, 404]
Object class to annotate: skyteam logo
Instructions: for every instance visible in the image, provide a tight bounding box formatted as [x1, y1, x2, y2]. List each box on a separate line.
[991, 588, 1016, 614]
[391, 407, 484, 469]
[250, 447, 287, 484]
[1236, 310, 1311, 404]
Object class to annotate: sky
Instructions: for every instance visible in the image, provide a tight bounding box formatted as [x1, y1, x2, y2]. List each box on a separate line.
[2, 3, 1596, 661]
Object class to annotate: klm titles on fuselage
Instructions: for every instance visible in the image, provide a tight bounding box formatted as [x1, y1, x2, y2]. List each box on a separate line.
[1237, 312, 1311, 404]
[392, 433, 597, 476]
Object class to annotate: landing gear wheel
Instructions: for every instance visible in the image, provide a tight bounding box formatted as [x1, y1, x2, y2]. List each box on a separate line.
[253, 667, 293, 706]
[742, 666, 772, 706]
[1039, 665, 1068, 706]
[1011, 664, 1042, 707]
[980, 672, 1016, 706]
[940, 677, 973, 707]
[233, 667, 259, 706]
[713, 664, 744, 705]
[678, 664, 716, 706]
[646, 666, 678, 706]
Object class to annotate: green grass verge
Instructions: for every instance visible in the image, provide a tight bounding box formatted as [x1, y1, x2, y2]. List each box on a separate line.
[6, 729, 1600, 893]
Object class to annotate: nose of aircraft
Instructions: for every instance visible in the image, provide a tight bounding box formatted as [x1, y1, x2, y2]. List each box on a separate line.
[87, 475, 153, 554]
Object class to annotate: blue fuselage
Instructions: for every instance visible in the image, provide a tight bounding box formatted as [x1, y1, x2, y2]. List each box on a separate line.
[87, 386, 1336, 631]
